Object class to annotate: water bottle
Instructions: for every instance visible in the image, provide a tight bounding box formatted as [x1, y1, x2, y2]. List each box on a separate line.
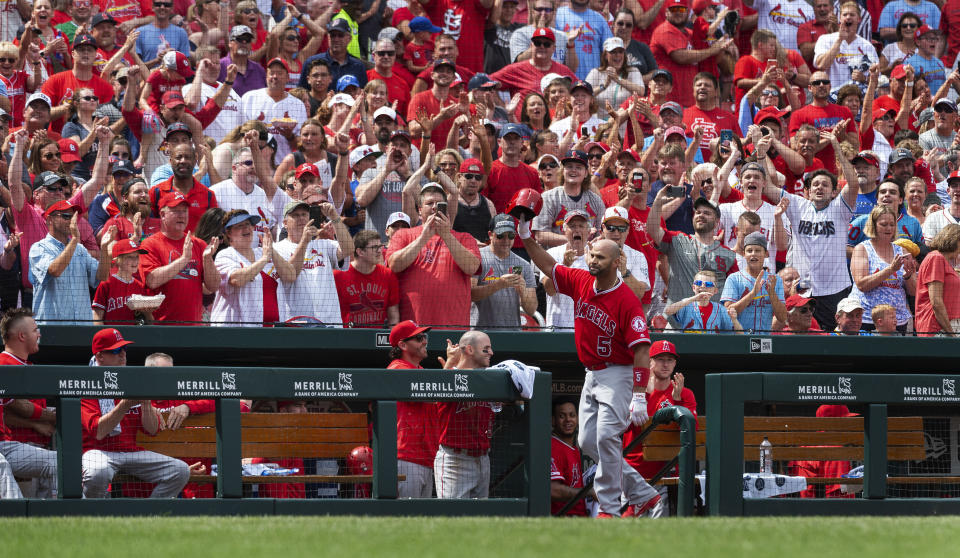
[760, 437, 773, 474]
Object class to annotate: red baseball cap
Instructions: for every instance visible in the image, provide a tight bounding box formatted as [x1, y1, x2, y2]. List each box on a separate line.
[666, 0, 689, 8]
[161, 91, 186, 109]
[266, 57, 291, 73]
[784, 293, 816, 310]
[58, 138, 81, 163]
[753, 106, 789, 126]
[460, 158, 483, 174]
[815, 405, 858, 418]
[851, 150, 880, 168]
[914, 24, 938, 41]
[43, 200, 79, 218]
[295, 162, 320, 179]
[532, 27, 555, 42]
[872, 107, 895, 121]
[92, 327, 134, 354]
[389, 320, 431, 347]
[890, 64, 908, 80]
[585, 141, 610, 153]
[619, 148, 641, 162]
[112, 238, 148, 258]
[649, 340, 678, 358]
[949, 169, 960, 182]
[159, 190, 189, 209]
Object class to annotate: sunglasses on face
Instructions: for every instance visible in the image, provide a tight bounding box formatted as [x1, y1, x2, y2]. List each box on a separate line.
[496, 232, 517, 239]
[532, 40, 553, 48]
[462, 173, 483, 181]
[615, 20, 633, 27]
[406, 333, 427, 343]
[237, 160, 255, 167]
[810, 79, 831, 86]
[587, 153, 604, 160]
[284, 35, 299, 41]
[79, 95, 98, 102]
[233, 36, 253, 43]
[901, 22, 918, 28]
[154, 1, 173, 6]
[375, 50, 396, 56]
[604, 223, 628, 233]
[792, 306, 812, 314]
[935, 106, 956, 114]
[668, 6, 687, 11]
[693, 279, 715, 287]
[539, 161, 559, 170]
[761, 89, 779, 97]
[240, 8, 257, 13]
[52, 211, 74, 219]
[106, 347, 126, 354]
[0, 57, 16, 64]
[533, 6, 554, 12]
[43, 152, 61, 160]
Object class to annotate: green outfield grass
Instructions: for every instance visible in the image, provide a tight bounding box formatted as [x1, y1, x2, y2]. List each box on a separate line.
[3, 516, 955, 558]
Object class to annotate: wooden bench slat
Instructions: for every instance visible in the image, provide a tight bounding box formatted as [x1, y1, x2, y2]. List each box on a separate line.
[642, 445, 926, 461]
[644, 430, 923, 447]
[655, 416, 923, 432]
[152, 412, 368, 429]
[139, 442, 366, 459]
[242, 427, 367, 443]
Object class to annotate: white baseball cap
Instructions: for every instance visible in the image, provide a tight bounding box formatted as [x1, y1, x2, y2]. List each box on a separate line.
[26, 92, 52, 108]
[603, 206, 629, 224]
[603, 37, 625, 52]
[373, 106, 397, 121]
[540, 72, 570, 93]
[349, 145, 382, 167]
[836, 296, 864, 314]
[331, 93, 354, 107]
[386, 211, 411, 228]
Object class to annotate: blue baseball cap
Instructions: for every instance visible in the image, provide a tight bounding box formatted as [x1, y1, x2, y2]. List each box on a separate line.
[499, 123, 524, 138]
[223, 212, 262, 230]
[409, 16, 441, 33]
[336, 74, 361, 92]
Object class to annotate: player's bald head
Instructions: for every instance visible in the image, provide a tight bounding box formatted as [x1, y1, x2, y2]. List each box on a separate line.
[459, 329, 489, 348]
[592, 239, 621, 259]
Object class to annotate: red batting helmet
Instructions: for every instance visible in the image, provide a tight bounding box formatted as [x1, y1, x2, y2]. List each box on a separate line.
[505, 188, 543, 221]
[347, 446, 373, 475]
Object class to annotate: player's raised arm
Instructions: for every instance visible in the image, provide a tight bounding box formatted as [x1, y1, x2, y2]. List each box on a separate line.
[519, 217, 559, 276]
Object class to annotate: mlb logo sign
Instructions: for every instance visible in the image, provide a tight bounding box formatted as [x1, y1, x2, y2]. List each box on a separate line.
[375, 333, 390, 348]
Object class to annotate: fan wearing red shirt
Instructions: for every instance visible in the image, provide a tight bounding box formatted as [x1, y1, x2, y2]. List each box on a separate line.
[385, 185, 481, 327]
[139, 190, 220, 324]
[334, 230, 401, 328]
[435, 330, 497, 499]
[622, 341, 697, 517]
[368, 38, 413, 115]
[683, 72, 738, 161]
[407, 58, 461, 153]
[387, 320, 442, 498]
[41, 32, 115, 135]
[80, 328, 190, 498]
[0, 308, 58, 499]
[550, 397, 588, 516]
[520, 229, 659, 518]
[600, 168, 661, 307]
[788, 70, 858, 175]
[148, 141, 219, 233]
[650, 0, 735, 108]
[96, 0, 155, 45]
[92, 238, 152, 325]
[424, 0, 492, 73]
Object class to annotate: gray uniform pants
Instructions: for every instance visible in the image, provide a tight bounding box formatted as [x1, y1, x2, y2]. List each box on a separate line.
[0, 441, 58, 499]
[398, 460, 433, 498]
[81, 449, 190, 498]
[434, 445, 490, 499]
[579, 366, 658, 515]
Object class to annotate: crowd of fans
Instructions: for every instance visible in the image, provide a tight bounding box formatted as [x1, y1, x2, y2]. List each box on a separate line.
[0, 0, 957, 335]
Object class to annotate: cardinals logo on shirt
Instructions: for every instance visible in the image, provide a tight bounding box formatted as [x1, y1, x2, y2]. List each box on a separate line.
[442, 9, 463, 40]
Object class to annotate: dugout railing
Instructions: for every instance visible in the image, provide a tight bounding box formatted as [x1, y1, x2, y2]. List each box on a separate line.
[0, 366, 551, 517]
[706, 372, 960, 516]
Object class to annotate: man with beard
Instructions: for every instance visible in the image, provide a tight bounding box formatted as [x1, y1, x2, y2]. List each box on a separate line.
[519, 228, 659, 518]
[600, 206, 650, 301]
[356, 116, 423, 237]
[148, 142, 219, 234]
[788, 70, 858, 175]
[550, 397, 587, 516]
[760, 132, 860, 331]
[99, 176, 161, 242]
[139, 191, 220, 324]
[849, 151, 881, 217]
[647, 187, 737, 305]
[542, 210, 590, 330]
[219, 25, 266, 97]
[89, 159, 138, 236]
[471, 214, 537, 330]
[408, 59, 462, 153]
[42, 33, 116, 135]
[387, 320, 439, 497]
[452, 158, 497, 243]
[646, 144, 696, 234]
[240, 58, 309, 165]
[435, 330, 498, 498]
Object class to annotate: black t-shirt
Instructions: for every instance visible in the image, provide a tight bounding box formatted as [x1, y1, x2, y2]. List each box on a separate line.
[484, 23, 523, 75]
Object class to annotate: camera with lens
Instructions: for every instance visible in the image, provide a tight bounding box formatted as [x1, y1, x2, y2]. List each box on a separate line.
[854, 55, 870, 75]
